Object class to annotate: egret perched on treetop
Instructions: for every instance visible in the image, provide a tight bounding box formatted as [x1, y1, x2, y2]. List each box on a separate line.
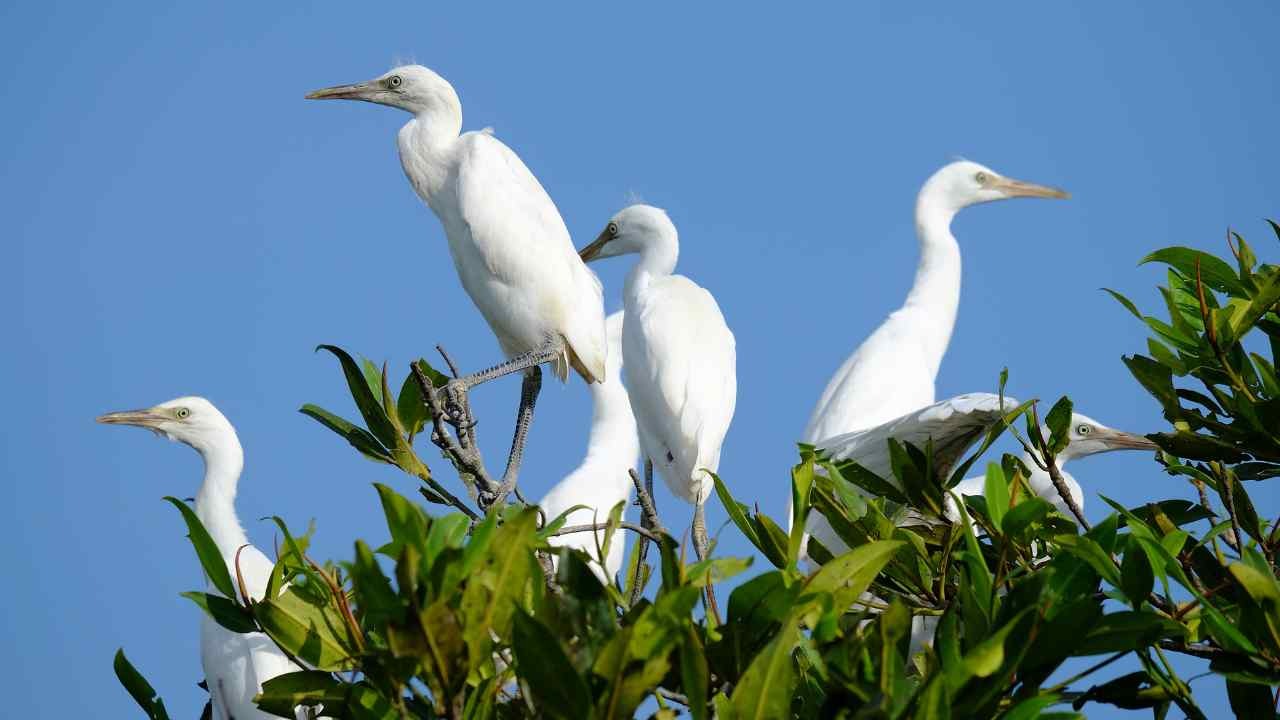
[97, 397, 311, 720]
[539, 311, 640, 581]
[306, 65, 606, 493]
[802, 161, 1068, 444]
[578, 205, 737, 566]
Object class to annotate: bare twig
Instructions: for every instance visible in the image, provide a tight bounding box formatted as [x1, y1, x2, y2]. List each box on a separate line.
[1216, 462, 1246, 553]
[410, 361, 498, 504]
[1195, 259, 1257, 403]
[552, 522, 662, 544]
[1045, 460, 1091, 531]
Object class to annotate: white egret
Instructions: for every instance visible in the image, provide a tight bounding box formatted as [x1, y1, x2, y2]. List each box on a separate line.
[813, 395, 1155, 656]
[945, 411, 1157, 521]
[578, 205, 737, 564]
[539, 311, 640, 581]
[98, 397, 311, 720]
[307, 66, 607, 491]
[802, 161, 1068, 444]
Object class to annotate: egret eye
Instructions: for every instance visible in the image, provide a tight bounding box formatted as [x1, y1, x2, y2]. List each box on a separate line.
[1076, 424, 1091, 435]
[607, 222, 619, 236]
[975, 171, 989, 184]
[175, 407, 191, 420]
[387, 75, 403, 89]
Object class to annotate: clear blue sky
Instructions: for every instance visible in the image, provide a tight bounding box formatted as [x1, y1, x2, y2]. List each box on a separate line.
[4, 2, 1278, 717]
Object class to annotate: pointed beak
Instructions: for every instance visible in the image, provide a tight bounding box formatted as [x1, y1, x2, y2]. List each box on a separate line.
[96, 408, 168, 430]
[578, 227, 613, 263]
[305, 81, 376, 101]
[1100, 429, 1159, 451]
[993, 176, 1070, 200]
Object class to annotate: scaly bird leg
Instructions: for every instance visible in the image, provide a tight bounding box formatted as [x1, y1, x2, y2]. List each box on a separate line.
[693, 499, 723, 625]
[438, 336, 565, 433]
[486, 365, 542, 507]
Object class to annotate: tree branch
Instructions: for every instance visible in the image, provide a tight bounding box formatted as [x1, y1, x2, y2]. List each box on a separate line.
[552, 521, 662, 544]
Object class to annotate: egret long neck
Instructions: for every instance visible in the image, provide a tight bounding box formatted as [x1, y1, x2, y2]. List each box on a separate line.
[623, 234, 679, 298]
[193, 432, 249, 573]
[902, 201, 962, 378]
[582, 376, 640, 489]
[397, 103, 464, 204]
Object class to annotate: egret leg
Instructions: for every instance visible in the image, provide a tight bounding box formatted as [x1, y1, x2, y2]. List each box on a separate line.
[439, 337, 564, 433]
[628, 459, 657, 606]
[488, 366, 542, 505]
[693, 499, 723, 624]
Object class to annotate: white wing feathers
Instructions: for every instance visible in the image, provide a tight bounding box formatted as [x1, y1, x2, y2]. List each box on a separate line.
[454, 133, 606, 382]
[815, 393, 1021, 485]
[626, 275, 737, 504]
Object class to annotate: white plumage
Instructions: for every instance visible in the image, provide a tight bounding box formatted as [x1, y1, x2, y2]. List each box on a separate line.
[579, 204, 737, 559]
[98, 397, 312, 720]
[307, 65, 605, 384]
[539, 311, 640, 580]
[803, 160, 1067, 444]
[809, 393, 1020, 555]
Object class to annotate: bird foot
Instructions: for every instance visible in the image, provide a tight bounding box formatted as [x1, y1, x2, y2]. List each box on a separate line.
[437, 380, 475, 430]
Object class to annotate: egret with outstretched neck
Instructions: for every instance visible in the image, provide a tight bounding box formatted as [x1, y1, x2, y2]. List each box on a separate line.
[803, 161, 1068, 444]
[539, 311, 640, 581]
[578, 205, 737, 570]
[98, 397, 309, 720]
[307, 66, 606, 496]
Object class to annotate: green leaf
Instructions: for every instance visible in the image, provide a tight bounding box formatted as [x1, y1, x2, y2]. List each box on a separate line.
[1054, 534, 1122, 589]
[1141, 246, 1246, 295]
[731, 616, 801, 720]
[983, 462, 1009, 534]
[256, 671, 348, 717]
[804, 540, 903, 611]
[163, 497, 237, 601]
[299, 404, 392, 463]
[788, 456, 816, 569]
[395, 360, 434, 438]
[374, 483, 429, 556]
[461, 508, 539, 671]
[180, 592, 257, 634]
[1103, 287, 1145, 321]
[1045, 396, 1074, 454]
[113, 649, 172, 720]
[315, 345, 400, 450]
[1120, 545, 1155, 609]
[1074, 611, 1185, 655]
[1003, 497, 1053, 538]
[512, 610, 591, 720]
[712, 471, 762, 551]
[962, 607, 1033, 678]
[253, 587, 354, 670]
[680, 625, 710, 720]
[1227, 677, 1276, 718]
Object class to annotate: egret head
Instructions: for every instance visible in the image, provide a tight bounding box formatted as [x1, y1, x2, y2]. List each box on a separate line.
[97, 396, 237, 455]
[1058, 413, 1157, 462]
[578, 204, 677, 263]
[922, 160, 1068, 214]
[306, 65, 461, 117]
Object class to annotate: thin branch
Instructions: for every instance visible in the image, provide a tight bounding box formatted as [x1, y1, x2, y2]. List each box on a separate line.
[1045, 459, 1091, 530]
[1216, 462, 1246, 553]
[552, 522, 662, 544]
[1195, 259, 1257, 403]
[410, 360, 498, 502]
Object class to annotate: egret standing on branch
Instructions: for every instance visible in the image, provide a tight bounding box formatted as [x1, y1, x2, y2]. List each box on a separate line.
[539, 311, 640, 581]
[306, 66, 607, 499]
[97, 397, 309, 720]
[578, 205, 737, 566]
[803, 161, 1068, 444]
